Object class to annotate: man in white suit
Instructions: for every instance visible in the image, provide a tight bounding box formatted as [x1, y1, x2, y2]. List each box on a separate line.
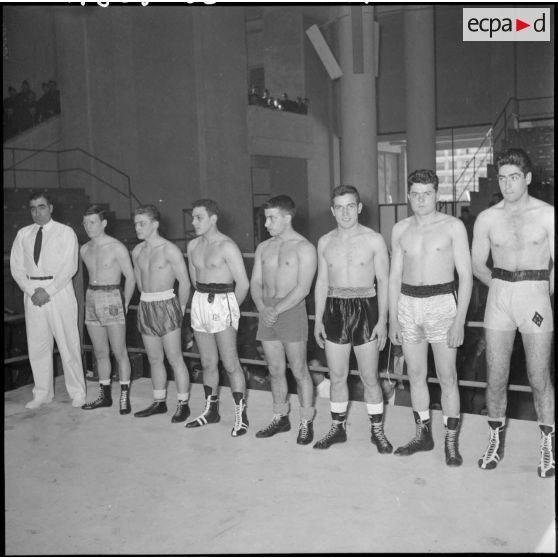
[10, 191, 86, 409]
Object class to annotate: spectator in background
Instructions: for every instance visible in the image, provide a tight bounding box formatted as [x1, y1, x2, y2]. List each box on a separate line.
[15, 80, 36, 132]
[35, 82, 49, 124]
[3, 85, 18, 138]
[47, 80, 61, 115]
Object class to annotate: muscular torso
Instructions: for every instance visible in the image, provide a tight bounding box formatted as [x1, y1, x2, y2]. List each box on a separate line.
[134, 241, 176, 292]
[487, 203, 551, 271]
[81, 238, 123, 285]
[189, 236, 234, 284]
[399, 214, 456, 285]
[260, 236, 305, 298]
[323, 226, 377, 288]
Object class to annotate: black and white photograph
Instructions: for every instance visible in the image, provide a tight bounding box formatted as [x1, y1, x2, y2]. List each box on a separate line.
[3, 2, 554, 555]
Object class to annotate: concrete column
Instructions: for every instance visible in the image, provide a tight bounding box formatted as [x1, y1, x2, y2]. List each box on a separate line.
[404, 5, 436, 175]
[336, 5, 379, 229]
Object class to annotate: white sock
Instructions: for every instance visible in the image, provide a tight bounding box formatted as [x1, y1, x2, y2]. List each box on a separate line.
[418, 410, 430, 422]
[177, 393, 189, 402]
[153, 389, 166, 401]
[99, 380, 110, 386]
[331, 401, 348, 414]
[367, 402, 384, 415]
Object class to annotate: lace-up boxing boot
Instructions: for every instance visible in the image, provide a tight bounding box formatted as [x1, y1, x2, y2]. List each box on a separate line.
[538, 425, 555, 478]
[256, 414, 290, 438]
[369, 414, 393, 454]
[478, 421, 506, 470]
[444, 417, 463, 467]
[82, 384, 112, 410]
[394, 412, 434, 456]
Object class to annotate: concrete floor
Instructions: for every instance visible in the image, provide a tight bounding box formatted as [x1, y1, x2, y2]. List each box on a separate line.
[4, 377, 555, 555]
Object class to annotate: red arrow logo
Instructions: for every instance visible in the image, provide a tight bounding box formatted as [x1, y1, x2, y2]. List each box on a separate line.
[516, 19, 530, 31]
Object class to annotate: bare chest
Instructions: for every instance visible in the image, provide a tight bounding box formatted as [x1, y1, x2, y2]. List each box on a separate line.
[192, 245, 225, 272]
[490, 214, 547, 251]
[325, 238, 373, 269]
[262, 243, 298, 273]
[401, 227, 451, 258]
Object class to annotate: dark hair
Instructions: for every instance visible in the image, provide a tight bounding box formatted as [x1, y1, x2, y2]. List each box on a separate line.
[263, 195, 296, 217]
[29, 190, 54, 205]
[192, 199, 220, 218]
[331, 185, 361, 206]
[495, 148, 532, 176]
[134, 204, 160, 222]
[84, 204, 108, 221]
[407, 169, 439, 192]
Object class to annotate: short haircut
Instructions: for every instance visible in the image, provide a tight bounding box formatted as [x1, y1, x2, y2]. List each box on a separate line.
[29, 190, 54, 205]
[495, 148, 532, 176]
[263, 195, 296, 217]
[134, 204, 160, 222]
[84, 204, 108, 221]
[192, 199, 220, 218]
[407, 169, 439, 192]
[331, 185, 361, 206]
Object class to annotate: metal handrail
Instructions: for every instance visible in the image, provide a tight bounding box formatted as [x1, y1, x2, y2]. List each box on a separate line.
[450, 95, 554, 204]
[3, 146, 140, 216]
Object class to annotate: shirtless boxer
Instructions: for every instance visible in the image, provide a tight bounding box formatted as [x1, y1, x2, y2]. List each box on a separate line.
[131, 205, 191, 423]
[389, 169, 472, 466]
[250, 195, 317, 444]
[473, 148, 554, 478]
[81, 205, 136, 414]
[313, 185, 392, 451]
[185, 199, 250, 437]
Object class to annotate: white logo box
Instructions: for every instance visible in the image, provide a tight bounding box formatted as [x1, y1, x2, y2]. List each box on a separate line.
[463, 7, 551, 41]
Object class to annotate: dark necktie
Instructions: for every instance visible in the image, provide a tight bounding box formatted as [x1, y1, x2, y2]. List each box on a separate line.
[33, 226, 43, 266]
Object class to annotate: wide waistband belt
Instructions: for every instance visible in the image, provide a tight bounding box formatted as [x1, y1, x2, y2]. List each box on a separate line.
[196, 282, 234, 294]
[27, 275, 53, 280]
[88, 284, 121, 291]
[492, 268, 549, 282]
[401, 282, 455, 298]
[327, 286, 376, 298]
[140, 290, 175, 302]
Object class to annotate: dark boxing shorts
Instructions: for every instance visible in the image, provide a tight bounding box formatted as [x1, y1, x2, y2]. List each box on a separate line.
[323, 286, 378, 346]
[256, 297, 308, 343]
[137, 290, 183, 337]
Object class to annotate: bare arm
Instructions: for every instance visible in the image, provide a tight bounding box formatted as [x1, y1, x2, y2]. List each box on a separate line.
[370, 234, 390, 350]
[274, 242, 317, 314]
[224, 241, 249, 306]
[448, 219, 473, 348]
[131, 245, 143, 293]
[115, 243, 136, 312]
[313, 236, 330, 348]
[545, 207, 554, 296]
[471, 212, 492, 287]
[388, 223, 404, 345]
[250, 243, 266, 313]
[186, 240, 197, 288]
[166, 243, 191, 314]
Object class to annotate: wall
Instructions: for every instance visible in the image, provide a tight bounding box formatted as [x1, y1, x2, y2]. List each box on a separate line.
[3, 6, 58, 95]
[376, 4, 554, 133]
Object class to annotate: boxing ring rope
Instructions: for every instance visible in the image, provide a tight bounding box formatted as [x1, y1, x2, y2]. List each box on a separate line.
[3, 308, 534, 393]
[2, 252, 536, 394]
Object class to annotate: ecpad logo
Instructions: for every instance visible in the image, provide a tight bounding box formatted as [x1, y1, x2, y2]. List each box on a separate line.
[463, 8, 550, 41]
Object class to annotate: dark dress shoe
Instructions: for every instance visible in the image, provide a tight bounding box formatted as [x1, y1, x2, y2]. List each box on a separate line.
[134, 401, 167, 417]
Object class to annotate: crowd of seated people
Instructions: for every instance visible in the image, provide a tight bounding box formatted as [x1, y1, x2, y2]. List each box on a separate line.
[248, 84, 308, 115]
[3, 79, 60, 140]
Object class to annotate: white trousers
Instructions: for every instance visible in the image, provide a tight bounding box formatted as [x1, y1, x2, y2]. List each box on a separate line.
[24, 282, 86, 402]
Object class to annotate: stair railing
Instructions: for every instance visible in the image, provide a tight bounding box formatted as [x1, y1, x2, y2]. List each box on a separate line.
[3, 146, 141, 217]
